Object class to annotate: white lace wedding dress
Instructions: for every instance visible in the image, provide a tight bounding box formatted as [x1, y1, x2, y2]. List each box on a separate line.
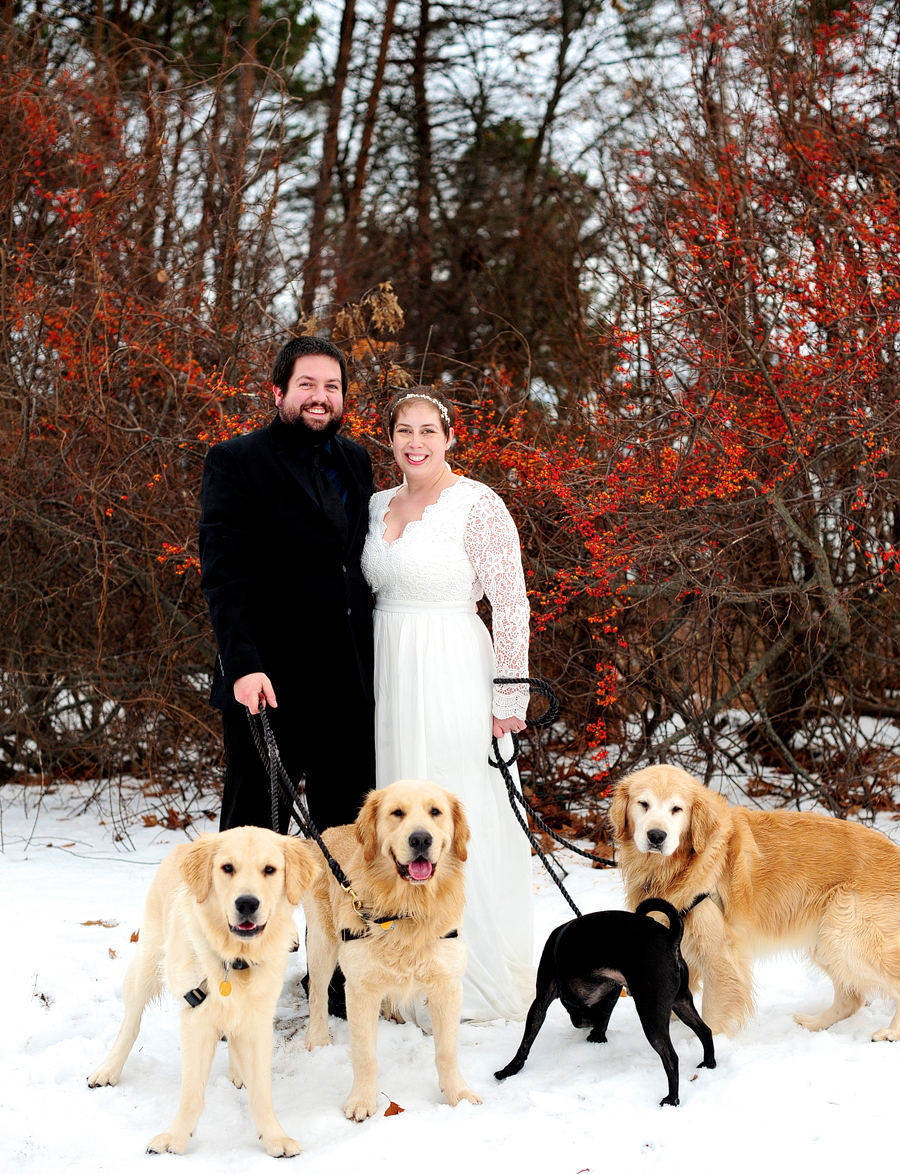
[361, 476, 536, 1021]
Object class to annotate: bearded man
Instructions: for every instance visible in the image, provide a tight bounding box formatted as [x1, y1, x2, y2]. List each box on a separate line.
[199, 337, 375, 834]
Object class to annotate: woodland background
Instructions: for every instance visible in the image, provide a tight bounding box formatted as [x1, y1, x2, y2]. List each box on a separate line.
[2, 0, 900, 840]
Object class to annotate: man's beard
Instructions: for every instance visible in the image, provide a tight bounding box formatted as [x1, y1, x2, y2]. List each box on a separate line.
[278, 402, 343, 443]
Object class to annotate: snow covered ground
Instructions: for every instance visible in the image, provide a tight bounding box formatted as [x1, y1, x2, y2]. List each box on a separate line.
[2, 781, 898, 1174]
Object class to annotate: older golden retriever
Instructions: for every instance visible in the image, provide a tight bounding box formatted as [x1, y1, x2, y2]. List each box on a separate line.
[302, 779, 482, 1121]
[87, 826, 319, 1156]
[610, 765, 900, 1040]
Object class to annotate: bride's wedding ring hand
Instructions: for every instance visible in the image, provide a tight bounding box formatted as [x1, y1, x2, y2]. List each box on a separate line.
[492, 715, 527, 738]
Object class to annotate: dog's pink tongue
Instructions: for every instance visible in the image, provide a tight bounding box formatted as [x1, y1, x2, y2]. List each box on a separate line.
[408, 859, 433, 881]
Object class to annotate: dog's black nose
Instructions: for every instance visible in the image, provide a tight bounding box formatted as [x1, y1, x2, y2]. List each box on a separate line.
[647, 828, 667, 848]
[234, 895, 260, 921]
[407, 829, 433, 856]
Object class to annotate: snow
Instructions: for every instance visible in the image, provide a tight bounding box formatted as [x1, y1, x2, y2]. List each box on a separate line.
[2, 783, 897, 1173]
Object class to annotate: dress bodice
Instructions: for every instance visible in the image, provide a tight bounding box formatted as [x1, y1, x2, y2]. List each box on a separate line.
[362, 476, 530, 719]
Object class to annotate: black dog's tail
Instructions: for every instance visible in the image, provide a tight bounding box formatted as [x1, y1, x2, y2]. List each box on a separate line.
[635, 898, 684, 951]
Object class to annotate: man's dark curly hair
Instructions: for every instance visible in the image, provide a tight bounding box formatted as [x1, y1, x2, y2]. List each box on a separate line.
[271, 336, 348, 398]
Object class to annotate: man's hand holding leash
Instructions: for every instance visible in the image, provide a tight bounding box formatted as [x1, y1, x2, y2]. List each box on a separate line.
[234, 673, 277, 714]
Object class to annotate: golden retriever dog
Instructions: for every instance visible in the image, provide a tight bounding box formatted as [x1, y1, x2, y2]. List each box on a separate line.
[302, 779, 482, 1121]
[87, 826, 319, 1156]
[610, 765, 900, 1040]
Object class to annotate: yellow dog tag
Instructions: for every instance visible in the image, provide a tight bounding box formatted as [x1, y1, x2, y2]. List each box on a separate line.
[219, 980, 232, 997]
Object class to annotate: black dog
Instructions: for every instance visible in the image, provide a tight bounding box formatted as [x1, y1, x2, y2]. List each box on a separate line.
[495, 899, 715, 1106]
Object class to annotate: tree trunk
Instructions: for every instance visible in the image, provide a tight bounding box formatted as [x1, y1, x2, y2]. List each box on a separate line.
[217, 0, 260, 324]
[336, 0, 398, 301]
[301, 0, 357, 316]
[411, 0, 434, 333]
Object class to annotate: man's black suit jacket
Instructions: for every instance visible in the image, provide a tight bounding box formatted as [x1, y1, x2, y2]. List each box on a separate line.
[198, 414, 375, 831]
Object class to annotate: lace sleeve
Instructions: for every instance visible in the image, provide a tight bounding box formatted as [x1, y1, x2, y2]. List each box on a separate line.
[464, 487, 531, 720]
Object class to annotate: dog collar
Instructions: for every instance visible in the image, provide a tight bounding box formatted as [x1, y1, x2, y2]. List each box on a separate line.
[340, 926, 459, 943]
[219, 956, 252, 996]
[679, 892, 710, 917]
[641, 884, 711, 919]
[183, 958, 252, 1008]
[359, 909, 415, 927]
[340, 878, 418, 927]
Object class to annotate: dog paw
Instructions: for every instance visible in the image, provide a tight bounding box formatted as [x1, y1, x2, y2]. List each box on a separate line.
[444, 1084, 482, 1107]
[872, 1028, 900, 1042]
[262, 1133, 302, 1157]
[86, 1066, 119, 1088]
[146, 1130, 190, 1154]
[343, 1095, 377, 1122]
[305, 1029, 330, 1051]
[228, 1066, 244, 1089]
[494, 1063, 520, 1081]
[659, 1095, 680, 1107]
[793, 1012, 827, 1032]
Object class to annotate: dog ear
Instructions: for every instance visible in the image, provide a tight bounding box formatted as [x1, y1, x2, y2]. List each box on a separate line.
[180, 835, 217, 903]
[283, 837, 321, 905]
[688, 784, 725, 855]
[449, 795, 470, 862]
[607, 779, 632, 844]
[356, 789, 381, 863]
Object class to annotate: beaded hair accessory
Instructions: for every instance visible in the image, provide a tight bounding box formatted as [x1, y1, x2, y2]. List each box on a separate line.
[392, 392, 452, 428]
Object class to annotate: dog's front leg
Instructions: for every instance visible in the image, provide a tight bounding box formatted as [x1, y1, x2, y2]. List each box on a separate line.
[427, 979, 482, 1108]
[87, 943, 161, 1088]
[342, 983, 383, 1121]
[698, 945, 754, 1035]
[684, 904, 754, 1036]
[228, 1026, 301, 1157]
[146, 1006, 219, 1155]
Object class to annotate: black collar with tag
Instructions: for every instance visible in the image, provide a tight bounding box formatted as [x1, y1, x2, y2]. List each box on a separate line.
[183, 957, 251, 1008]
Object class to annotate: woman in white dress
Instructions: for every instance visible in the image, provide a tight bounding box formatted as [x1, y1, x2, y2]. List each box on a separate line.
[361, 388, 535, 1022]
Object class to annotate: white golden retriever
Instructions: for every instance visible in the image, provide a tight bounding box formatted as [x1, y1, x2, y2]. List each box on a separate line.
[611, 764, 900, 1039]
[87, 826, 319, 1156]
[302, 780, 482, 1121]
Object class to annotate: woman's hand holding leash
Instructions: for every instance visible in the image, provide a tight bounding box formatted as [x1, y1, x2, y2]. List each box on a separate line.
[493, 715, 527, 738]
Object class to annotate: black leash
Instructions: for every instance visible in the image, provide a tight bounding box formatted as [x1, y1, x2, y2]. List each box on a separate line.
[246, 706, 408, 926]
[246, 704, 349, 887]
[489, 677, 617, 920]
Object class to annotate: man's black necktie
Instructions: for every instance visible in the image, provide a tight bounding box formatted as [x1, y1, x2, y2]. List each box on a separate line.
[311, 450, 348, 539]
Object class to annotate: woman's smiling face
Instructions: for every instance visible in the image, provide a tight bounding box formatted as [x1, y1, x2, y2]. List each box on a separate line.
[391, 401, 453, 480]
